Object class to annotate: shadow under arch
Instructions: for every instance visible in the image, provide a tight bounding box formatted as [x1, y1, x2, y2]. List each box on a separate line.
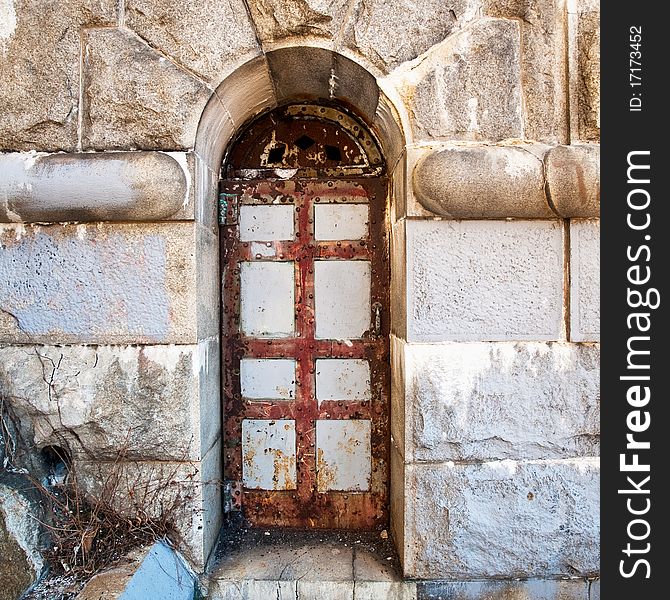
[194, 47, 408, 227]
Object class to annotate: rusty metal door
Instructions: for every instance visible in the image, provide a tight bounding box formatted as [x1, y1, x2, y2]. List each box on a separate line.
[220, 173, 389, 529]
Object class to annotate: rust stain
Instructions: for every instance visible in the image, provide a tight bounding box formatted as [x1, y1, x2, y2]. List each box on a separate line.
[272, 448, 296, 490]
[221, 106, 390, 530]
[316, 447, 337, 492]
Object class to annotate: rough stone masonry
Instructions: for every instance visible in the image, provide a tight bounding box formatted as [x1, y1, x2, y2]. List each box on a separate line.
[0, 0, 600, 592]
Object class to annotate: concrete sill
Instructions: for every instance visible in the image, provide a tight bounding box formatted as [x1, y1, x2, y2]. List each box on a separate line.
[203, 525, 414, 600]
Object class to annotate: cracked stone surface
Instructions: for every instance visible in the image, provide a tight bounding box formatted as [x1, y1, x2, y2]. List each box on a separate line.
[124, 0, 260, 84]
[208, 527, 410, 599]
[345, 0, 481, 73]
[0, 0, 116, 151]
[81, 27, 211, 150]
[247, 0, 351, 44]
[484, 0, 569, 143]
[400, 341, 600, 462]
[0, 341, 220, 462]
[398, 18, 523, 141]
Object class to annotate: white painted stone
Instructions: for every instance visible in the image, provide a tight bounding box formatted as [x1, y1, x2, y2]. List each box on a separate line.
[315, 358, 371, 403]
[406, 220, 564, 341]
[0, 342, 217, 462]
[0, 222, 200, 344]
[240, 358, 296, 400]
[404, 459, 600, 578]
[570, 220, 600, 341]
[240, 204, 295, 242]
[212, 580, 297, 600]
[353, 581, 418, 600]
[240, 261, 295, 337]
[419, 579, 589, 600]
[400, 341, 599, 461]
[314, 204, 369, 241]
[316, 420, 371, 492]
[242, 419, 297, 490]
[314, 260, 371, 339]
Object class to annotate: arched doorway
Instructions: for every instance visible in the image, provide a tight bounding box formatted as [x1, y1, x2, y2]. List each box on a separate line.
[219, 103, 390, 530]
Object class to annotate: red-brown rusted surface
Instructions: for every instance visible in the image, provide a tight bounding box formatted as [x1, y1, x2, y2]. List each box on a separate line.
[224, 104, 383, 179]
[220, 177, 390, 530]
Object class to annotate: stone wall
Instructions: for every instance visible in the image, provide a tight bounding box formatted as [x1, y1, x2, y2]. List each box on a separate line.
[1, 0, 599, 580]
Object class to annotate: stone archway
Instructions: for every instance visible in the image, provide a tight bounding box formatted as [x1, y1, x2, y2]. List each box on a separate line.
[192, 46, 409, 562]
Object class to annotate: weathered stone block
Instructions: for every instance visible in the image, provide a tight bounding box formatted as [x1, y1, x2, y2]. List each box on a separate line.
[0, 0, 116, 151]
[573, 0, 600, 141]
[404, 459, 600, 578]
[390, 441, 406, 567]
[76, 440, 221, 568]
[213, 580, 298, 600]
[355, 582, 417, 600]
[0, 151, 192, 223]
[406, 220, 564, 341]
[81, 28, 211, 150]
[247, 0, 350, 44]
[125, 0, 259, 85]
[0, 485, 43, 599]
[401, 341, 599, 461]
[417, 579, 590, 600]
[413, 144, 554, 218]
[546, 144, 600, 218]
[0, 222, 202, 344]
[485, 0, 569, 143]
[0, 341, 220, 462]
[296, 581, 354, 599]
[399, 18, 523, 142]
[570, 220, 599, 342]
[347, 0, 480, 72]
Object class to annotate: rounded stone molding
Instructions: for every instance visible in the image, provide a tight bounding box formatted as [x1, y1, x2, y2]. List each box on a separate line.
[0, 151, 189, 223]
[413, 145, 553, 219]
[412, 143, 600, 219]
[545, 144, 600, 218]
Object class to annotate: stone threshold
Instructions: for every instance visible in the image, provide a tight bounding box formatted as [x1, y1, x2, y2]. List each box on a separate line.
[203, 524, 413, 599]
[201, 524, 599, 599]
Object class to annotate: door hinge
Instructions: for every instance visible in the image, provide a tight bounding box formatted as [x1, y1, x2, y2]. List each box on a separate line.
[223, 480, 242, 513]
[218, 191, 238, 226]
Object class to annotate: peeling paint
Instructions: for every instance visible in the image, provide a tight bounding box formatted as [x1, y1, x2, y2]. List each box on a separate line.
[0, 226, 170, 340]
[142, 344, 186, 372]
[162, 151, 191, 208]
